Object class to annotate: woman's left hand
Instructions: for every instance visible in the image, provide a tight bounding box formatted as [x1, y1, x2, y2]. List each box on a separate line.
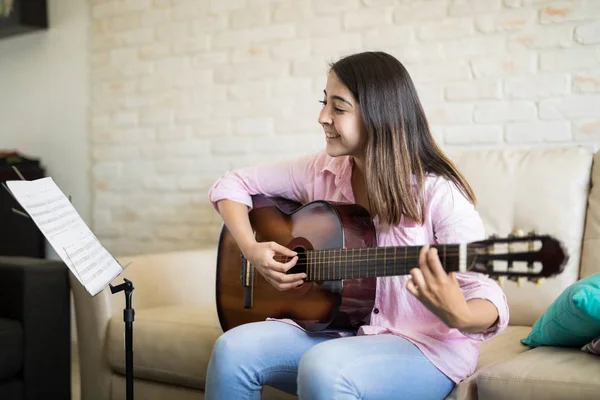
[406, 245, 471, 330]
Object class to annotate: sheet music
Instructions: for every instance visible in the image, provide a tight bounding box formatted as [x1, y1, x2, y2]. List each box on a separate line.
[6, 177, 123, 296]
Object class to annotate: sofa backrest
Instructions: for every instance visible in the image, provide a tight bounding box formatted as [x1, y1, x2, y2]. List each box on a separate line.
[581, 151, 600, 279]
[449, 147, 594, 326]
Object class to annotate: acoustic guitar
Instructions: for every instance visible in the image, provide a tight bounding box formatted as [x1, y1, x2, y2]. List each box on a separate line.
[215, 195, 568, 333]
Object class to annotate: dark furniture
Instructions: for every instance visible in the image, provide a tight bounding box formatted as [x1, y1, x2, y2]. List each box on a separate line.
[0, 152, 46, 258]
[0, 257, 71, 400]
[0, 0, 48, 39]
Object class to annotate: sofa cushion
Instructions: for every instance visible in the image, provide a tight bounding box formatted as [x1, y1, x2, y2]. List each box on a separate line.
[107, 305, 222, 390]
[447, 325, 532, 400]
[0, 318, 23, 381]
[476, 346, 600, 400]
[582, 151, 600, 278]
[521, 272, 600, 347]
[449, 147, 594, 326]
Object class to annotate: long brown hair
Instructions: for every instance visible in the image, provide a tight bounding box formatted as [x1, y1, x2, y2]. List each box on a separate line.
[329, 51, 476, 226]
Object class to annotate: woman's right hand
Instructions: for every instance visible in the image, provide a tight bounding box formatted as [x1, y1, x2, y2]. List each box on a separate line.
[242, 241, 306, 291]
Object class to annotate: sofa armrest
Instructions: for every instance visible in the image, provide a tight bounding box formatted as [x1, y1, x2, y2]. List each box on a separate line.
[71, 272, 113, 400]
[111, 247, 219, 316]
[0, 257, 71, 400]
[71, 247, 219, 400]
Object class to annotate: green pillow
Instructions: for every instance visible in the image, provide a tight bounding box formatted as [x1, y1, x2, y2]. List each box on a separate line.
[521, 272, 600, 347]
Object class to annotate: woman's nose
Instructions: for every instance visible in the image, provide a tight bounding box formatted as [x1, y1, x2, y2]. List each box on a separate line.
[318, 105, 332, 126]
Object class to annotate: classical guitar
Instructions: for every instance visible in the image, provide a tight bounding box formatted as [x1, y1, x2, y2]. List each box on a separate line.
[215, 195, 568, 333]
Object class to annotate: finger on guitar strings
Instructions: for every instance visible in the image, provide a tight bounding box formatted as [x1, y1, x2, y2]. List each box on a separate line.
[265, 259, 306, 283]
[269, 241, 297, 258]
[409, 266, 427, 293]
[270, 255, 298, 273]
[263, 269, 305, 291]
[418, 245, 437, 283]
[426, 247, 448, 280]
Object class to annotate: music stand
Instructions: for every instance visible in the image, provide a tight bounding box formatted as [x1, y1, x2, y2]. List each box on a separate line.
[4, 166, 136, 400]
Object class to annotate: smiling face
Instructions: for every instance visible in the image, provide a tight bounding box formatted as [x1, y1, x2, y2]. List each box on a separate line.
[318, 71, 366, 160]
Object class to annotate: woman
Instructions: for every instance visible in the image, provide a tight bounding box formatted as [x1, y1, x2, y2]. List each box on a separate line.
[206, 51, 508, 400]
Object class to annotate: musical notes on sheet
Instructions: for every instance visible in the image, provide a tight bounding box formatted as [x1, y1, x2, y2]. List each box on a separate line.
[6, 177, 123, 296]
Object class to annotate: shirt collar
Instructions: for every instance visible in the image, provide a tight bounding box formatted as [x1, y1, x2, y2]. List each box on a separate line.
[319, 154, 353, 183]
[318, 152, 424, 192]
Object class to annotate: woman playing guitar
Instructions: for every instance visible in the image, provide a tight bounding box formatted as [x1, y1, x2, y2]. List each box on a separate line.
[205, 51, 508, 400]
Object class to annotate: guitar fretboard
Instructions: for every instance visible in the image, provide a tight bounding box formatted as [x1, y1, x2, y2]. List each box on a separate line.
[304, 244, 463, 281]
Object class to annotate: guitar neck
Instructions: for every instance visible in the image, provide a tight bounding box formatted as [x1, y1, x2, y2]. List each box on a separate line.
[305, 244, 464, 281]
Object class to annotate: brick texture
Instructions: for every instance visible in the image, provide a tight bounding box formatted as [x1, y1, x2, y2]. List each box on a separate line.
[89, 0, 600, 255]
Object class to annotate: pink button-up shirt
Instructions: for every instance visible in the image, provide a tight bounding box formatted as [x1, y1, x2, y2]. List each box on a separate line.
[208, 150, 509, 384]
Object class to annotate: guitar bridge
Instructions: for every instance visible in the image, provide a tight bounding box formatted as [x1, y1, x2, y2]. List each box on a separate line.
[240, 254, 253, 309]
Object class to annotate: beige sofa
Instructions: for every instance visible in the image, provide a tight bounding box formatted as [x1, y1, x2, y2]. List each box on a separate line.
[72, 146, 600, 400]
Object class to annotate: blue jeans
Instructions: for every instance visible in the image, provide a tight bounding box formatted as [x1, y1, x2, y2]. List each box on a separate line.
[205, 321, 455, 400]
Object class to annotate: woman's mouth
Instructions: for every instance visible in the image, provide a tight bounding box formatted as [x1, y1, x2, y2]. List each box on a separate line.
[325, 132, 341, 139]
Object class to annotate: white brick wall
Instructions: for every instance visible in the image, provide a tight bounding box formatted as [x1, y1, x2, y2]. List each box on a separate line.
[89, 0, 600, 256]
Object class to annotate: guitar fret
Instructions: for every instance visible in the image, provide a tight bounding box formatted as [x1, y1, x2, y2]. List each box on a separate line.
[332, 248, 335, 280]
[361, 248, 364, 278]
[345, 247, 348, 280]
[319, 250, 322, 281]
[336, 248, 338, 280]
[337, 248, 340, 280]
[334, 249, 342, 279]
[312, 250, 315, 281]
[315, 251, 318, 280]
[355, 248, 359, 279]
[331, 248, 334, 280]
[327, 249, 329, 280]
[330, 249, 333, 280]
[316, 249, 320, 281]
[352, 248, 356, 279]
[354, 248, 365, 278]
[339, 248, 342, 280]
[306, 251, 310, 280]
[327, 249, 335, 279]
[308, 251, 315, 281]
[373, 247, 377, 278]
[325, 249, 328, 280]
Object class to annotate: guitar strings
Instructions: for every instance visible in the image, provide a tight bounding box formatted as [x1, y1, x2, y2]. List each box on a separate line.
[265, 245, 535, 278]
[271, 248, 495, 267]
[280, 253, 528, 266]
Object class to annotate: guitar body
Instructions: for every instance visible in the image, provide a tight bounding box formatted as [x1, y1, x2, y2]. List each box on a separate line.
[216, 195, 377, 332]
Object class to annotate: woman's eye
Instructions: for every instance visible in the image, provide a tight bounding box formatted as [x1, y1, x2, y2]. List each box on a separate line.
[318, 100, 343, 114]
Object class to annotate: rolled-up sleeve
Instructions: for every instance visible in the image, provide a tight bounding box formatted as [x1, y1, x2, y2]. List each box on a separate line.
[456, 272, 510, 341]
[208, 152, 317, 212]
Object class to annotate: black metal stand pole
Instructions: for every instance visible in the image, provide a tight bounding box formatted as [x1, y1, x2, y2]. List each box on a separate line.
[109, 278, 135, 400]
